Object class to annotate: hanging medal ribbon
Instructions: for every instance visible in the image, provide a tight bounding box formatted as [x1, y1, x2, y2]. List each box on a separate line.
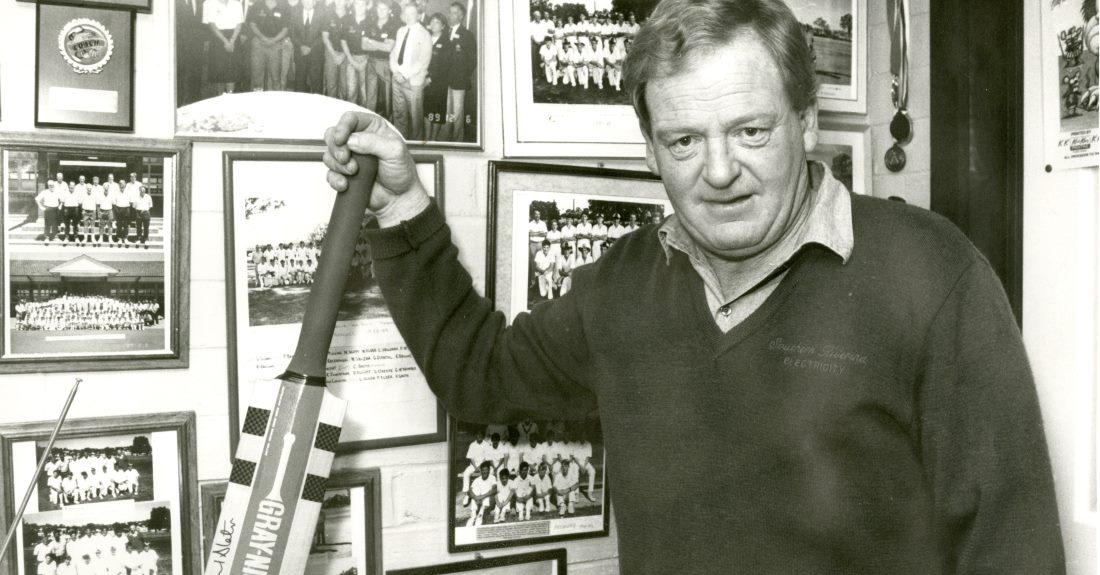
[885, 0, 911, 172]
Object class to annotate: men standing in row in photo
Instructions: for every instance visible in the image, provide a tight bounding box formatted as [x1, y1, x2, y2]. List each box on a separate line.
[439, 2, 475, 142]
[363, 1, 399, 119]
[247, 0, 292, 91]
[390, 2, 431, 140]
[321, 0, 349, 99]
[291, 0, 326, 94]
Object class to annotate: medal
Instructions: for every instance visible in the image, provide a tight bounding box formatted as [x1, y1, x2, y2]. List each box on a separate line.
[886, 0, 912, 172]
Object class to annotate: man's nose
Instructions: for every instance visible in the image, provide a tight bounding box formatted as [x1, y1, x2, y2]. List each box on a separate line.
[702, 137, 742, 190]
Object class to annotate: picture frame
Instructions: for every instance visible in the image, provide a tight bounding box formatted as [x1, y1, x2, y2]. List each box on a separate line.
[35, 3, 135, 131]
[200, 468, 383, 575]
[223, 151, 445, 454]
[19, 0, 154, 14]
[175, 0, 483, 150]
[446, 417, 609, 553]
[499, 1, 649, 157]
[811, 127, 869, 196]
[0, 133, 191, 372]
[387, 548, 567, 575]
[788, 0, 867, 114]
[487, 161, 670, 317]
[0, 411, 200, 575]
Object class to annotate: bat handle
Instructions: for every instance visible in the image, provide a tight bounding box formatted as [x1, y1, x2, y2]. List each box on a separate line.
[285, 154, 379, 379]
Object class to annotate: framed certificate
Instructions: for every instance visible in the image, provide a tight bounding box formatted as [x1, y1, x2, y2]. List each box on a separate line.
[35, 3, 135, 132]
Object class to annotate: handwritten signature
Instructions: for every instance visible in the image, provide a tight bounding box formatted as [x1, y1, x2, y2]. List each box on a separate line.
[209, 518, 237, 573]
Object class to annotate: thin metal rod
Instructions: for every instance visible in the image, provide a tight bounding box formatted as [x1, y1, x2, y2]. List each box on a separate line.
[0, 378, 81, 564]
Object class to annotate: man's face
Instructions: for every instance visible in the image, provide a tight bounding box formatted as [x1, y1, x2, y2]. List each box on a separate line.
[130, 173, 137, 181]
[108, 174, 115, 182]
[78, 176, 85, 183]
[56, 173, 64, 181]
[448, 5, 462, 26]
[643, 33, 817, 261]
[402, 4, 418, 24]
[93, 177, 100, 184]
[375, 2, 389, 18]
[479, 466, 490, 479]
[533, 10, 540, 20]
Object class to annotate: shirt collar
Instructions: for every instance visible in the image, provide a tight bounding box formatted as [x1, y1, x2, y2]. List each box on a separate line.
[657, 160, 854, 268]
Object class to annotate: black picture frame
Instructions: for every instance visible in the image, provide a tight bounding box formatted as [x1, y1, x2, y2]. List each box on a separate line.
[35, 3, 136, 131]
[0, 133, 191, 372]
[0, 411, 200, 575]
[19, 0, 153, 14]
[200, 468, 383, 575]
[387, 549, 567, 575]
[222, 151, 445, 454]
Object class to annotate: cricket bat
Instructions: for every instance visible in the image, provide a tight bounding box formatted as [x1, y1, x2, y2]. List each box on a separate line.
[206, 154, 379, 575]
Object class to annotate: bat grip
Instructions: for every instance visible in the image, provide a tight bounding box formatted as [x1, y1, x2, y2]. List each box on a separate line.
[286, 154, 378, 379]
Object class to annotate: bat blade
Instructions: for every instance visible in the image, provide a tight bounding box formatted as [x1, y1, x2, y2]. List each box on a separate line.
[206, 373, 347, 575]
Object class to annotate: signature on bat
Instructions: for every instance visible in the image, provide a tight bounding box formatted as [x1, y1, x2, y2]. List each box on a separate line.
[210, 518, 237, 574]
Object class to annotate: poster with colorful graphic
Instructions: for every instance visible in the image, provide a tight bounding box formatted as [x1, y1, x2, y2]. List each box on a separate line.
[1042, 0, 1099, 170]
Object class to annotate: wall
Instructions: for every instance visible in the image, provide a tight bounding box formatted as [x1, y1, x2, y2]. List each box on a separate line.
[0, 0, 982, 571]
[1022, 1, 1099, 573]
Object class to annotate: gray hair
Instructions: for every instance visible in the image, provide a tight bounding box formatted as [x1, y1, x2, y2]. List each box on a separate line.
[623, 0, 817, 136]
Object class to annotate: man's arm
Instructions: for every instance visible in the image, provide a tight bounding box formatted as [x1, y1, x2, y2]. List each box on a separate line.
[917, 256, 1064, 573]
[324, 112, 597, 424]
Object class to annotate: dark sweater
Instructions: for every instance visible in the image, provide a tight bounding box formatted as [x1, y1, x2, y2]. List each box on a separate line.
[367, 194, 1065, 574]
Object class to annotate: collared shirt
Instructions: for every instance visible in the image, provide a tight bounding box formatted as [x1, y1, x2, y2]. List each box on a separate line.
[365, 15, 399, 57]
[657, 161, 853, 333]
[134, 194, 154, 211]
[247, 0, 290, 39]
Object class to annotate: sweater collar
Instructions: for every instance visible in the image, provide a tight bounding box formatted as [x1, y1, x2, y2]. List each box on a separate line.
[657, 160, 854, 269]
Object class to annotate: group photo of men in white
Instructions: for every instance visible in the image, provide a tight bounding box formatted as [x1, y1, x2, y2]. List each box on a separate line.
[33, 172, 155, 249]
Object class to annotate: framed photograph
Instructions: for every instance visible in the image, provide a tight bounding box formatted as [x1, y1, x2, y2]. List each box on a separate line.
[0, 134, 191, 373]
[499, 1, 652, 157]
[19, 0, 154, 14]
[175, 0, 483, 149]
[36, 3, 135, 131]
[388, 549, 567, 575]
[223, 151, 445, 454]
[487, 161, 670, 317]
[447, 417, 609, 552]
[200, 468, 382, 575]
[1040, 0, 1098, 169]
[0, 411, 200, 575]
[787, 0, 866, 113]
[810, 127, 869, 195]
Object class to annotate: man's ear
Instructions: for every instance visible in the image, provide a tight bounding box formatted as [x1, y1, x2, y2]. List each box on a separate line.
[800, 101, 820, 153]
[643, 127, 661, 176]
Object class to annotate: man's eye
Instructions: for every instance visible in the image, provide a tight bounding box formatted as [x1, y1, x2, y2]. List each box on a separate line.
[739, 127, 770, 145]
[668, 135, 698, 154]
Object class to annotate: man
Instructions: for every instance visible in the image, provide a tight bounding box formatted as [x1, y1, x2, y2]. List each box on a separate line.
[390, 2, 432, 139]
[551, 459, 578, 516]
[247, 0, 292, 91]
[466, 461, 495, 527]
[139, 541, 159, 575]
[438, 2, 475, 142]
[492, 469, 514, 523]
[321, 0, 349, 99]
[532, 462, 553, 514]
[35, 181, 61, 245]
[512, 462, 536, 520]
[322, 0, 1064, 572]
[341, 0, 374, 107]
[291, 0, 326, 93]
[115, 176, 138, 247]
[459, 427, 488, 501]
[530, 10, 549, 80]
[102, 175, 121, 246]
[58, 175, 81, 245]
[133, 185, 154, 249]
[533, 240, 555, 301]
[78, 177, 98, 247]
[362, 1, 399, 117]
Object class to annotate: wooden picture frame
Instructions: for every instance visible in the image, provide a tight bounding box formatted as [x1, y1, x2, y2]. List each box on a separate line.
[200, 468, 383, 575]
[35, 3, 135, 131]
[446, 416, 609, 553]
[0, 411, 200, 575]
[499, 1, 649, 158]
[174, 0, 484, 150]
[487, 161, 670, 317]
[19, 0, 153, 14]
[0, 133, 191, 372]
[222, 151, 445, 454]
[811, 126, 870, 196]
[388, 549, 567, 575]
[788, 0, 867, 114]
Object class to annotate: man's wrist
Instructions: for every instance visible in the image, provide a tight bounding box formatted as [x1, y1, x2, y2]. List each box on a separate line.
[374, 187, 432, 228]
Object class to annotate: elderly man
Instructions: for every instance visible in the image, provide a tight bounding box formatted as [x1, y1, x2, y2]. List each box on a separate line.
[390, 2, 432, 140]
[322, 0, 1064, 572]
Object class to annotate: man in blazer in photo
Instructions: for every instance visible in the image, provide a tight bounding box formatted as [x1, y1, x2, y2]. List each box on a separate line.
[439, 1, 476, 142]
[291, 0, 327, 93]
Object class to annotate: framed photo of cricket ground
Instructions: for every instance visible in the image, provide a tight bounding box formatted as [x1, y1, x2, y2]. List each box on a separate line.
[36, 3, 135, 131]
[175, 0, 483, 150]
[0, 133, 191, 373]
[223, 151, 445, 454]
[499, 1, 653, 157]
[447, 417, 609, 553]
[787, 0, 867, 113]
[388, 548, 567, 575]
[487, 161, 671, 318]
[200, 468, 383, 575]
[0, 411, 200, 575]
